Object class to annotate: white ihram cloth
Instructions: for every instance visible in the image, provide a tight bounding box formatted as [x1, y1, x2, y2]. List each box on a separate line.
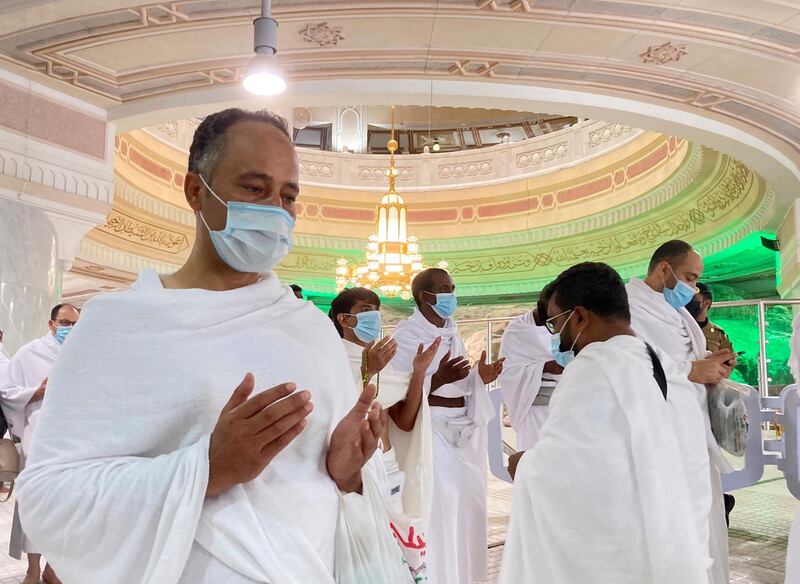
[342, 339, 434, 528]
[626, 276, 730, 584]
[499, 335, 711, 584]
[0, 344, 10, 427]
[0, 344, 9, 389]
[5, 332, 61, 557]
[15, 269, 388, 584]
[4, 333, 60, 447]
[391, 309, 494, 584]
[785, 313, 800, 583]
[498, 312, 561, 450]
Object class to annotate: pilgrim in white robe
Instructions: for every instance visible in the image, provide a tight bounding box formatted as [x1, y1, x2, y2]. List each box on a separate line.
[0, 343, 9, 434]
[4, 332, 61, 557]
[4, 333, 60, 447]
[784, 313, 800, 583]
[0, 343, 8, 375]
[499, 335, 711, 584]
[626, 276, 731, 584]
[391, 309, 494, 584]
[498, 312, 561, 450]
[341, 339, 434, 526]
[0, 343, 9, 408]
[16, 270, 407, 584]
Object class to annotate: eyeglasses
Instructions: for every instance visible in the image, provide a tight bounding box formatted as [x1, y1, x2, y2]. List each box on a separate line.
[545, 309, 573, 334]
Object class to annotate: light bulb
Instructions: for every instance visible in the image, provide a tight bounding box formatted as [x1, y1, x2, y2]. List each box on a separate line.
[243, 53, 287, 96]
[432, 141, 440, 152]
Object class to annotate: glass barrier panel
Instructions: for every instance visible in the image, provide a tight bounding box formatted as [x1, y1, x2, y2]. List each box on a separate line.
[707, 304, 760, 388]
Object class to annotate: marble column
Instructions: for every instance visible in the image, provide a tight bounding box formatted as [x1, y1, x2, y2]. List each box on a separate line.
[0, 197, 60, 354]
[0, 68, 114, 354]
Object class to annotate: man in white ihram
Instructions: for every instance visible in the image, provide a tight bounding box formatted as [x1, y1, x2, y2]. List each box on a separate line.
[500, 262, 711, 584]
[391, 267, 505, 584]
[328, 286, 439, 522]
[15, 109, 407, 584]
[626, 239, 737, 584]
[498, 282, 563, 450]
[5, 304, 79, 584]
[0, 329, 9, 419]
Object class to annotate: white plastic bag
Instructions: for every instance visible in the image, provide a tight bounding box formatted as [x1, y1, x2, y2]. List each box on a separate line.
[372, 449, 428, 582]
[385, 502, 428, 583]
[334, 463, 415, 584]
[707, 379, 750, 456]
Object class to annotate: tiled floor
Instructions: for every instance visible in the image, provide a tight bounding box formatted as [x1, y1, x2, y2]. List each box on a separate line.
[0, 469, 794, 583]
[481, 465, 799, 584]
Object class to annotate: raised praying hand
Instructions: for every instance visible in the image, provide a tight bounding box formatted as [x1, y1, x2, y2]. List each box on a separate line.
[326, 384, 385, 493]
[477, 350, 505, 385]
[433, 351, 471, 387]
[206, 374, 313, 498]
[412, 337, 442, 375]
[362, 337, 398, 381]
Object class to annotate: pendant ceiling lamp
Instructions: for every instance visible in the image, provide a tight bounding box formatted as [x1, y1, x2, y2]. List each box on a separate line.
[242, 0, 287, 96]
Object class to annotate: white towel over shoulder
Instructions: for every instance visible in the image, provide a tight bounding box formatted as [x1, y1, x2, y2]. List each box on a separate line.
[16, 269, 366, 584]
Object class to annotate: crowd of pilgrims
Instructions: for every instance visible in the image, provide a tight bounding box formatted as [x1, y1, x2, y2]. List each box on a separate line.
[0, 107, 789, 584]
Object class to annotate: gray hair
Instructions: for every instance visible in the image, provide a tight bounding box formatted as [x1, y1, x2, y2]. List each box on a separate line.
[188, 108, 290, 179]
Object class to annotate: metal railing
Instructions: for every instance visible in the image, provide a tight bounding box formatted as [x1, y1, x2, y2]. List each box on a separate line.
[383, 298, 800, 397]
[711, 298, 800, 397]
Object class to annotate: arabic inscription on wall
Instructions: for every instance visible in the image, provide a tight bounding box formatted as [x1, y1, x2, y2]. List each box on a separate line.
[102, 210, 189, 253]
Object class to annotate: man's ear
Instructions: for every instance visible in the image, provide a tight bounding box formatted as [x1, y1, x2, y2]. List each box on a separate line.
[573, 306, 590, 328]
[184, 172, 204, 212]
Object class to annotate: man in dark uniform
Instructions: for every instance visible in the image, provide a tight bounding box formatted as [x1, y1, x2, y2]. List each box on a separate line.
[686, 281, 736, 525]
[687, 282, 734, 353]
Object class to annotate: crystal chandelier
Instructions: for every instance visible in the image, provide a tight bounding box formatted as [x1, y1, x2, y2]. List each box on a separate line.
[335, 107, 441, 300]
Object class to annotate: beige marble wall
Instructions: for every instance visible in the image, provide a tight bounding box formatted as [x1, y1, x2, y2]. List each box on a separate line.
[0, 198, 61, 354]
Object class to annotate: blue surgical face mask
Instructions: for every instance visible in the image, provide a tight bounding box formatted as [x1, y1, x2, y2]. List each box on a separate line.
[430, 292, 457, 319]
[663, 266, 696, 309]
[198, 174, 295, 274]
[349, 311, 382, 343]
[549, 311, 582, 368]
[54, 326, 72, 345]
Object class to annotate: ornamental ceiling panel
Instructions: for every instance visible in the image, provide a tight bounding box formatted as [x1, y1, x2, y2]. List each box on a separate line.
[0, 1, 797, 114]
[77, 144, 770, 297]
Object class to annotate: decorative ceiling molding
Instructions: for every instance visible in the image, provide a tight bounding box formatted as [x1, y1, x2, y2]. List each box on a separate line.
[437, 160, 492, 179]
[114, 126, 685, 247]
[79, 237, 181, 275]
[298, 159, 334, 179]
[516, 142, 569, 168]
[138, 118, 647, 192]
[114, 179, 193, 226]
[639, 42, 688, 65]
[357, 166, 413, 182]
[79, 142, 773, 299]
[589, 123, 632, 148]
[299, 22, 345, 47]
[423, 142, 705, 252]
[0, 1, 797, 158]
[110, 140, 699, 259]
